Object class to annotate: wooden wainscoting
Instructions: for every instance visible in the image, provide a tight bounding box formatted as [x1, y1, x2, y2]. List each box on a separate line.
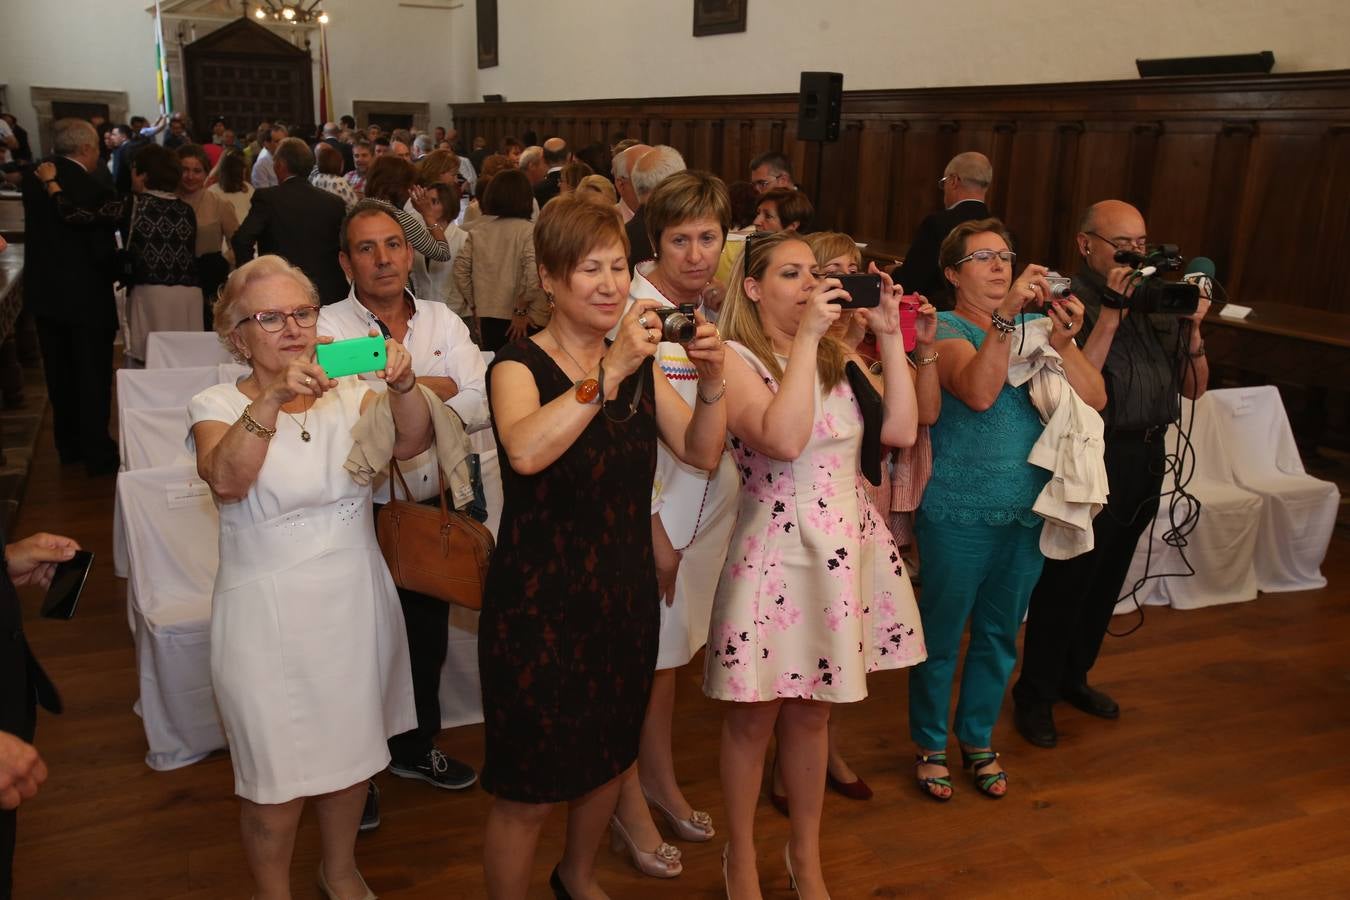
[453, 71, 1350, 314]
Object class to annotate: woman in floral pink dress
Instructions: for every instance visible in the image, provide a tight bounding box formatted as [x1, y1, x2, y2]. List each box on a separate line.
[706, 231, 927, 900]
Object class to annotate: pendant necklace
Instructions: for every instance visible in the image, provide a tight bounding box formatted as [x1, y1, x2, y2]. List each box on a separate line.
[282, 398, 313, 442]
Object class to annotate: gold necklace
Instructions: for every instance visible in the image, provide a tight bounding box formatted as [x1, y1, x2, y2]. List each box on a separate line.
[282, 397, 314, 442]
[548, 331, 599, 380]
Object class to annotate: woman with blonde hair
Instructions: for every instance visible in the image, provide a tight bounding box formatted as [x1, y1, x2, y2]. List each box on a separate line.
[709, 230, 927, 899]
[575, 174, 617, 205]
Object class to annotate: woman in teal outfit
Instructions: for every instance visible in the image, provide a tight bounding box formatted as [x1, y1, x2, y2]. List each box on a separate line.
[909, 219, 1105, 800]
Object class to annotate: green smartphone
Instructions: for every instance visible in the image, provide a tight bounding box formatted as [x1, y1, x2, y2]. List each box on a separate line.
[315, 335, 387, 379]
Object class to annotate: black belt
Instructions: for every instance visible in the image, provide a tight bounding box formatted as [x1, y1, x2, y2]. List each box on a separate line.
[1111, 425, 1167, 442]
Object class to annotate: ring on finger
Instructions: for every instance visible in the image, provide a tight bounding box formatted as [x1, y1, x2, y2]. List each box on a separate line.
[304, 375, 313, 386]
[638, 314, 649, 328]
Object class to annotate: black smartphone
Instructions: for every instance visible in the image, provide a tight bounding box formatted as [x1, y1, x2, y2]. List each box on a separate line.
[41, 550, 94, 620]
[825, 273, 882, 309]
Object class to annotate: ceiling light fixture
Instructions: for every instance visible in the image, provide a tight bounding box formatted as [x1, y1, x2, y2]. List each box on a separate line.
[254, 1, 329, 25]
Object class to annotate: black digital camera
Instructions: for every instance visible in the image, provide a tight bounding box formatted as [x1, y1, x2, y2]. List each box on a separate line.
[1105, 244, 1199, 316]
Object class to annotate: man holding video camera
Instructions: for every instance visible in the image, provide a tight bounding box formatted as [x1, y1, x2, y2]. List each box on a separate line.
[1013, 200, 1210, 749]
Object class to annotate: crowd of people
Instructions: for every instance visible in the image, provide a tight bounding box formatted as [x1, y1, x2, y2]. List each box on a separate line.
[4, 108, 1213, 900]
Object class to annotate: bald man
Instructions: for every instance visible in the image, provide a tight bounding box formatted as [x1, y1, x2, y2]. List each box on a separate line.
[533, 137, 570, 207]
[1012, 199, 1210, 749]
[893, 151, 992, 308]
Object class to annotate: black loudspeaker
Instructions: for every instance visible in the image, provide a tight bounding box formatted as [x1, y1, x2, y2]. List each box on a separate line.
[1136, 51, 1274, 78]
[797, 71, 843, 142]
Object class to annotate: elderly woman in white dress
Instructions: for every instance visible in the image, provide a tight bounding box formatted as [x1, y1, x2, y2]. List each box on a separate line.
[609, 171, 741, 880]
[188, 255, 429, 900]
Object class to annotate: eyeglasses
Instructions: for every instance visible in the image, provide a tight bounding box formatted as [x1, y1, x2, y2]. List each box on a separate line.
[954, 249, 1016, 266]
[938, 175, 952, 188]
[236, 306, 321, 332]
[1087, 232, 1148, 253]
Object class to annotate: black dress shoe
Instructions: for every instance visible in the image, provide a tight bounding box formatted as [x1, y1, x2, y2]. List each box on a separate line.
[1014, 701, 1057, 748]
[1062, 683, 1119, 719]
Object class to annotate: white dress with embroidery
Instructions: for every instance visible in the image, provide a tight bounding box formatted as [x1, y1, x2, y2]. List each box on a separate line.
[187, 379, 415, 803]
[702, 343, 927, 703]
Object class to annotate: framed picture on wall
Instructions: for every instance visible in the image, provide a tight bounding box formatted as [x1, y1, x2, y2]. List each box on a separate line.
[477, 0, 499, 69]
[693, 0, 747, 37]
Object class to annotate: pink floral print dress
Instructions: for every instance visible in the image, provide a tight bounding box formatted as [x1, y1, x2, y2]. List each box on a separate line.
[703, 343, 927, 704]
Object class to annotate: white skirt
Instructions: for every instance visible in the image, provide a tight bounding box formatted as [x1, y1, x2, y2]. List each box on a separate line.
[211, 499, 415, 804]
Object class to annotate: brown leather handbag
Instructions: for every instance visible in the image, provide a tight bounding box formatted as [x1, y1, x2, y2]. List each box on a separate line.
[376, 459, 494, 609]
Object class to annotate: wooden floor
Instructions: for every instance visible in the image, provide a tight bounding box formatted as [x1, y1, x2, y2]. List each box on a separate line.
[11, 412, 1350, 899]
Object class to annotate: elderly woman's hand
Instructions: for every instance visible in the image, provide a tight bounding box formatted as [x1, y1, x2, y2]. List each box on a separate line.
[684, 308, 724, 385]
[1046, 295, 1086, 351]
[261, 354, 336, 408]
[1003, 264, 1052, 319]
[608, 299, 663, 382]
[913, 297, 939, 348]
[381, 337, 416, 393]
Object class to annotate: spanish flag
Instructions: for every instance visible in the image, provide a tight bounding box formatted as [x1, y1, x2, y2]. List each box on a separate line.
[153, 0, 172, 115]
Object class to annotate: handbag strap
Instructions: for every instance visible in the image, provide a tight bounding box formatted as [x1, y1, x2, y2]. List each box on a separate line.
[388, 457, 451, 523]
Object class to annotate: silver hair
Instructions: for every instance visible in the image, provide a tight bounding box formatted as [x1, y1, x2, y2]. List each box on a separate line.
[52, 118, 98, 157]
[413, 134, 434, 153]
[631, 145, 687, 202]
[212, 255, 320, 364]
[944, 151, 993, 188]
[518, 146, 544, 170]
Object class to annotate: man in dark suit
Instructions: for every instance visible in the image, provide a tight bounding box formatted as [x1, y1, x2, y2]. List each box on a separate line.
[232, 138, 349, 304]
[1, 528, 81, 898]
[21, 118, 120, 476]
[624, 145, 685, 270]
[321, 121, 355, 174]
[532, 137, 569, 207]
[893, 151, 992, 309]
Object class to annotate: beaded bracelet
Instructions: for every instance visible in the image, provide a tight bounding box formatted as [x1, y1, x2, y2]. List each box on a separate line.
[990, 312, 1017, 334]
[239, 404, 276, 440]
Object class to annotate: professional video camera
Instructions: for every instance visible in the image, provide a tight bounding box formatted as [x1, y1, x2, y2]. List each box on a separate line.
[1103, 244, 1205, 316]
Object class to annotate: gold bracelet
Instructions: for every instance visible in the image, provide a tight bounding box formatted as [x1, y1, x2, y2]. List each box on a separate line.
[239, 404, 276, 440]
[697, 379, 727, 404]
[916, 351, 940, 366]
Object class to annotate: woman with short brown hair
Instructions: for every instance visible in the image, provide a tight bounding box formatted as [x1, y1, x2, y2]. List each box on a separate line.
[479, 195, 728, 900]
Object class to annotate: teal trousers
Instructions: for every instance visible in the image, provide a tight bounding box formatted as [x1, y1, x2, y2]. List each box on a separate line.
[908, 510, 1045, 750]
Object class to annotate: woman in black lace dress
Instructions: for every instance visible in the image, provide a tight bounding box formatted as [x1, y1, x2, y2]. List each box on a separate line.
[479, 195, 728, 900]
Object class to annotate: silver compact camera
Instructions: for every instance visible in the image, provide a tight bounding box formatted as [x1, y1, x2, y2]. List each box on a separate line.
[1044, 272, 1073, 300]
[653, 304, 698, 343]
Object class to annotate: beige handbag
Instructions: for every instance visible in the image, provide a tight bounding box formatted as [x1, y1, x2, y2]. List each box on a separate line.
[376, 459, 494, 609]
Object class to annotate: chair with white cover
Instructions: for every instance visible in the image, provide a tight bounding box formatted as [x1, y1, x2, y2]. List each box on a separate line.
[1205, 386, 1340, 592]
[1115, 400, 1264, 613]
[145, 332, 235, 368]
[434, 447, 503, 729]
[117, 464, 226, 770]
[121, 408, 195, 471]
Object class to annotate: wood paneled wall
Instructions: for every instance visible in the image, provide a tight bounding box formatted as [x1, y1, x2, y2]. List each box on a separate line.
[453, 72, 1350, 313]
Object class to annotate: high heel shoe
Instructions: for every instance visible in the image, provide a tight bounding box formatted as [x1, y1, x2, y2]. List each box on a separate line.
[722, 844, 731, 900]
[317, 862, 376, 900]
[644, 788, 715, 841]
[960, 746, 1009, 799]
[548, 865, 572, 899]
[609, 815, 682, 878]
[825, 770, 873, 801]
[784, 843, 800, 897]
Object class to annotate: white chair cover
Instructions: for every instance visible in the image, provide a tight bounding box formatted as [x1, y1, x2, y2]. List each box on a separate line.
[1115, 399, 1265, 614]
[116, 465, 226, 770]
[1204, 386, 1340, 592]
[433, 447, 503, 729]
[114, 365, 248, 577]
[145, 332, 235, 368]
[121, 407, 195, 471]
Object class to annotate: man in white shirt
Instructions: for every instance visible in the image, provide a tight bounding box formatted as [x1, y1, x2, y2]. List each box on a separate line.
[251, 125, 285, 189]
[318, 200, 487, 822]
